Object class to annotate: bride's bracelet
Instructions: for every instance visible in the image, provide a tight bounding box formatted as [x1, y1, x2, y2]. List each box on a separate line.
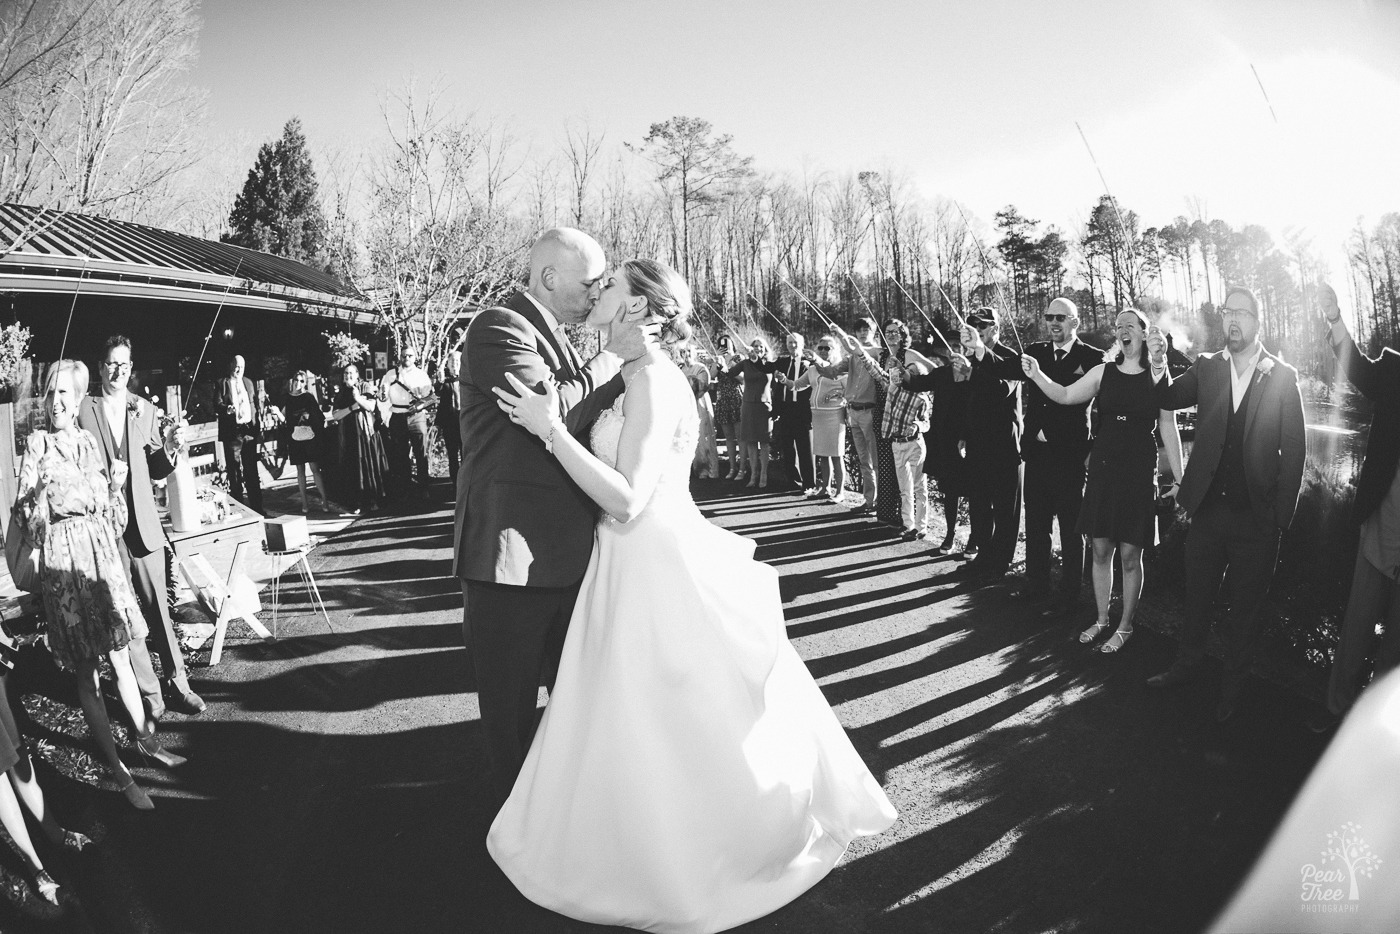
[545, 421, 563, 454]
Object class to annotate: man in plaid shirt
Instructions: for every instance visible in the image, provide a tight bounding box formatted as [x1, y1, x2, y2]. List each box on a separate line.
[839, 319, 936, 540]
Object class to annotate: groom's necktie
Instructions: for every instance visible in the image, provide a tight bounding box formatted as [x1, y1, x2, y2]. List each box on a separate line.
[554, 324, 579, 373]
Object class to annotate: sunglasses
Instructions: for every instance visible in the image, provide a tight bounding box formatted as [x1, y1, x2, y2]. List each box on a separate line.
[1044, 314, 1069, 322]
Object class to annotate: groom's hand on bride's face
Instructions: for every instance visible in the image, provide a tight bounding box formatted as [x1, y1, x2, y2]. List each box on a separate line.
[604, 311, 661, 361]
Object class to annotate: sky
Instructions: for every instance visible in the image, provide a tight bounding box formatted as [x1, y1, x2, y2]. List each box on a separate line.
[190, 0, 1400, 309]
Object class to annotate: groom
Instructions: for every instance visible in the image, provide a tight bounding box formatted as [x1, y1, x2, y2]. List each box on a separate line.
[455, 228, 657, 805]
[1146, 286, 1306, 722]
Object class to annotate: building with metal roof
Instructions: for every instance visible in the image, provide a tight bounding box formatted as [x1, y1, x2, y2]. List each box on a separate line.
[0, 202, 381, 397]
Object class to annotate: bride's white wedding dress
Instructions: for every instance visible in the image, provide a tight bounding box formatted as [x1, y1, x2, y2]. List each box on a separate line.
[487, 362, 897, 934]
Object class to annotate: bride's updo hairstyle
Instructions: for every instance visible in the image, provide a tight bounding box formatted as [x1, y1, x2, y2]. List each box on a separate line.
[622, 259, 693, 349]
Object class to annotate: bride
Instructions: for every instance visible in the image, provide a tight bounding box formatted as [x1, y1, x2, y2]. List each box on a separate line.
[490, 258, 896, 933]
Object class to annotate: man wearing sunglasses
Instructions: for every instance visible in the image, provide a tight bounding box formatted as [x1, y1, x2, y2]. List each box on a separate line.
[1017, 298, 1104, 615]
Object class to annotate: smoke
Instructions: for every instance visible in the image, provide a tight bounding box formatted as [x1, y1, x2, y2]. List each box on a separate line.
[1147, 303, 1192, 352]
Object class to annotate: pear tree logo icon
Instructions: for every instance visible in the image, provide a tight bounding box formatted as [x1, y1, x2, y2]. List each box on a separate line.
[1301, 822, 1382, 903]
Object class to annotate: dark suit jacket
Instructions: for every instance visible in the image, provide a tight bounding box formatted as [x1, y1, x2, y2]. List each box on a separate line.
[1156, 349, 1306, 529]
[767, 356, 812, 421]
[77, 394, 176, 559]
[1021, 338, 1104, 445]
[965, 341, 1023, 458]
[453, 291, 624, 587]
[214, 376, 262, 443]
[1331, 333, 1400, 527]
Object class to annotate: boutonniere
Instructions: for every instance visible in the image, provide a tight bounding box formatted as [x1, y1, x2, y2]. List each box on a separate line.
[1254, 357, 1275, 385]
[126, 396, 143, 417]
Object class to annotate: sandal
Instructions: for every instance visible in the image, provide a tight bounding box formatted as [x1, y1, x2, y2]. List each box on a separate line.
[34, 870, 59, 905]
[1079, 618, 1111, 644]
[1099, 627, 1134, 653]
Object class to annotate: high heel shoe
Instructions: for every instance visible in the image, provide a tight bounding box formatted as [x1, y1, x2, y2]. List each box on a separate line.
[117, 778, 154, 811]
[135, 730, 187, 769]
[61, 829, 93, 852]
[1079, 619, 1111, 644]
[34, 870, 59, 905]
[1099, 627, 1134, 653]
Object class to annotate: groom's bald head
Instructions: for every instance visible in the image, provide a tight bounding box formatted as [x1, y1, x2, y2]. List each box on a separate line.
[528, 228, 607, 323]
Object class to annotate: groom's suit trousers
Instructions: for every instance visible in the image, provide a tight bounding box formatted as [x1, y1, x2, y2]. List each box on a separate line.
[464, 579, 581, 807]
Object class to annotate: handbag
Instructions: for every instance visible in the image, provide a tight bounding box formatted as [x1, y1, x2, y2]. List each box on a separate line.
[291, 425, 315, 442]
[4, 509, 40, 593]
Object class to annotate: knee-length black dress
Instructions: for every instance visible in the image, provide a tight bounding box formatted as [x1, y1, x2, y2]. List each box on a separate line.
[1076, 364, 1159, 547]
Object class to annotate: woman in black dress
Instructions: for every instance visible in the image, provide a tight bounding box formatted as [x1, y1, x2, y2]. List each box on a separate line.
[286, 370, 341, 514]
[1022, 309, 1183, 653]
[713, 335, 745, 480]
[436, 351, 462, 482]
[331, 363, 388, 515]
[724, 338, 774, 489]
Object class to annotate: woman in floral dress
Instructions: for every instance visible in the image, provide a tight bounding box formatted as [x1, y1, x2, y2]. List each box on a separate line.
[15, 360, 184, 811]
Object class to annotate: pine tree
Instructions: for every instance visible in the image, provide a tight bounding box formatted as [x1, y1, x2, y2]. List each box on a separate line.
[224, 117, 328, 267]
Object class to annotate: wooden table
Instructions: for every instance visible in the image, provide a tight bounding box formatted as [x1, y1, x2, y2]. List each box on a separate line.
[164, 498, 270, 665]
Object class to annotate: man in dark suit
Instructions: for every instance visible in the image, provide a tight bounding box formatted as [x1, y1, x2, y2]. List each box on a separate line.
[1146, 286, 1307, 722]
[1307, 283, 1400, 732]
[79, 335, 205, 716]
[1016, 298, 1103, 613]
[768, 332, 815, 494]
[214, 354, 263, 514]
[953, 308, 1024, 583]
[455, 228, 657, 805]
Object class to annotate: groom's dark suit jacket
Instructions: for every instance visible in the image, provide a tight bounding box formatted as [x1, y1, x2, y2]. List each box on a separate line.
[1156, 349, 1306, 529]
[454, 291, 623, 587]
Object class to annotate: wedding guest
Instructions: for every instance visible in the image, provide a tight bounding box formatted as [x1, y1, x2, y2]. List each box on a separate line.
[0, 662, 91, 904]
[285, 370, 340, 514]
[1023, 308, 1184, 653]
[713, 334, 745, 480]
[78, 336, 204, 716]
[725, 338, 774, 489]
[332, 363, 389, 516]
[907, 332, 971, 554]
[814, 318, 881, 514]
[214, 354, 263, 514]
[791, 335, 848, 503]
[1017, 298, 1105, 614]
[838, 320, 937, 539]
[1146, 286, 1307, 722]
[19, 360, 186, 812]
[379, 346, 435, 498]
[680, 346, 719, 478]
[952, 309, 1024, 583]
[768, 332, 815, 494]
[1306, 284, 1400, 732]
[436, 350, 463, 482]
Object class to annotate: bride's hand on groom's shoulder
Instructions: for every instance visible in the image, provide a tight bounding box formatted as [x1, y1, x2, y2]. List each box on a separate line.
[494, 372, 563, 441]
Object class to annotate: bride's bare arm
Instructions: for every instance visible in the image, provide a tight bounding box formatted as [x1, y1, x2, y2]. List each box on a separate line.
[495, 364, 686, 524]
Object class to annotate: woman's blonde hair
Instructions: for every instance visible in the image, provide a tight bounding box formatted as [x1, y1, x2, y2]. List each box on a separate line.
[45, 359, 88, 402]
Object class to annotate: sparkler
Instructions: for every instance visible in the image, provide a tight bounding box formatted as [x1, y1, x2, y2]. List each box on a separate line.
[184, 256, 246, 417]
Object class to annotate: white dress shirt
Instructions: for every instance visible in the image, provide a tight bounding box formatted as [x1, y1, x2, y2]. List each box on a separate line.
[1221, 343, 1263, 413]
